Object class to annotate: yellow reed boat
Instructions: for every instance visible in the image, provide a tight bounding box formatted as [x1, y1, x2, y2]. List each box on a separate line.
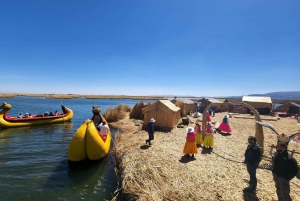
[0, 102, 73, 129]
[68, 106, 111, 162]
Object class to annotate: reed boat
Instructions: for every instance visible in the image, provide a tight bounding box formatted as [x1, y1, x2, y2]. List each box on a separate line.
[68, 106, 111, 162]
[0, 102, 73, 128]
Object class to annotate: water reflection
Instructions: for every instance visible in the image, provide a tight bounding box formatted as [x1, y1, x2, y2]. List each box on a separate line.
[68, 158, 108, 194]
[0, 127, 34, 144]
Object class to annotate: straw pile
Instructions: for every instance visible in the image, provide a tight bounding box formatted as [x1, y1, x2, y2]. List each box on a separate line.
[112, 112, 300, 201]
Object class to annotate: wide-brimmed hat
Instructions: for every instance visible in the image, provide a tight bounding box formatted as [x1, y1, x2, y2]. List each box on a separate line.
[186, 127, 194, 133]
[150, 118, 155, 122]
[277, 133, 289, 143]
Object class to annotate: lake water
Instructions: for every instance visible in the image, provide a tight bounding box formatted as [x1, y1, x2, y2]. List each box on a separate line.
[0, 96, 147, 201]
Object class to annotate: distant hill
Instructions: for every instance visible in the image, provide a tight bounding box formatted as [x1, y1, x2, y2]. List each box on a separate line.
[247, 91, 300, 100]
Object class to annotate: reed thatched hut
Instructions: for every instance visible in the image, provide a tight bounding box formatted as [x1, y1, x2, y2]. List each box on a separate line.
[273, 102, 300, 116]
[242, 96, 272, 115]
[170, 98, 196, 117]
[215, 98, 230, 112]
[142, 100, 181, 131]
[197, 98, 222, 112]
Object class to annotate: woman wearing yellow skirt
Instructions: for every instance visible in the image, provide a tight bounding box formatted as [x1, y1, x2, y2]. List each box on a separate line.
[183, 127, 198, 158]
[194, 121, 203, 145]
[203, 122, 214, 148]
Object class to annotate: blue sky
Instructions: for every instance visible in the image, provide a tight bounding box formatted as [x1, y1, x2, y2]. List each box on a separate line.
[0, 0, 299, 97]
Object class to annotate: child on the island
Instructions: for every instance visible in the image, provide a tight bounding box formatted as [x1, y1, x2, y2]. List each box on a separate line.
[194, 121, 203, 145]
[183, 127, 198, 158]
[203, 122, 215, 148]
[217, 114, 232, 134]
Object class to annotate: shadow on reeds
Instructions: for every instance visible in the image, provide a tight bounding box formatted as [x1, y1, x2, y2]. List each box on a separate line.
[216, 130, 232, 136]
[296, 168, 300, 180]
[201, 147, 213, 154]
[140, 145, 151, 150]
[242, 189, 259, 201]
[179, 155, 196, 163]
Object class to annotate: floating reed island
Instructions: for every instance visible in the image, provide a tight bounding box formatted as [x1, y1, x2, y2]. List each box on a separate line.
[111, 113, 300, 201]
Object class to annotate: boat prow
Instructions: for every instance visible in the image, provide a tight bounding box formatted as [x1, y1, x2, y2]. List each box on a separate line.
[68, 118, 111, 162]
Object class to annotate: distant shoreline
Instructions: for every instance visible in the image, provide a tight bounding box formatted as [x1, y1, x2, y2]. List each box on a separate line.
[1, 93, 299, 104]
[0, 93, 170, 100]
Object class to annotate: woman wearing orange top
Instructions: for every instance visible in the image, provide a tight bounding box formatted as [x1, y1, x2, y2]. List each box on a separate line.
[183, 127, 198, 158]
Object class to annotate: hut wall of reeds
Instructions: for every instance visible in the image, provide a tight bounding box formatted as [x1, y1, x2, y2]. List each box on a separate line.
[215, 98, 230, 112]
[242, 96, 272, 115]
[273, 102, 300, 116]
[170, 98, 196, 117]
[142, 100, 181, 131]
[197, 98, 222, 113]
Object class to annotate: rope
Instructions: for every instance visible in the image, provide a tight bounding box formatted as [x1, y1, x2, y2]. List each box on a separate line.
[211, 150, 244, 163]
[167, 132, 182, 144]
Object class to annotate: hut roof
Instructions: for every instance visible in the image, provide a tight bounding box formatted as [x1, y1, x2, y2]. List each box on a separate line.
[242, 96, 272, 103]
[215, 98, 228, 103]
[142, 100, 181, 113]
[174, 98, 195, 104]
[206, 98, 222, 103]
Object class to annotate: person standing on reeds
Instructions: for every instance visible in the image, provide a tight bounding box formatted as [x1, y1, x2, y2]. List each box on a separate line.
[244, 136, 261, 193]
[202, 122, 214, 148]
[271, 142, 298, 201]
[146, 118, 155, 145]
[217, 115, 232, 134]
[194, 121, 203, 145]
[183, 127, 198, 158]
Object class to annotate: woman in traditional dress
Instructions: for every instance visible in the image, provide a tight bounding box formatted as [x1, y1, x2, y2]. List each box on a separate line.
[203, 122, 215, 148]
[217, 114, 232, 134]
[183, 127, 198, 158]
[194, 121, 203, 145]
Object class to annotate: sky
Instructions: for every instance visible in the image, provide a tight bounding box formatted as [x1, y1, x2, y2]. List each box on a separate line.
[0, 0, 299, 97]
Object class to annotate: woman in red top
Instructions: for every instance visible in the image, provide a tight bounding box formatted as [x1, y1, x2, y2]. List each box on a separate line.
[183, 127, 198, 158]
[194, 121, 203, 145]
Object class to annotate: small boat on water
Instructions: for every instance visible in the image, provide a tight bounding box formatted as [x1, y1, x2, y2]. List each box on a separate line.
[68, 106, 111, 162]
[0, 102, 73, 128]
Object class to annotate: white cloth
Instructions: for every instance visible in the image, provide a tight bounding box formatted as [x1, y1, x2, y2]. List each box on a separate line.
[99, 124, 110, 136]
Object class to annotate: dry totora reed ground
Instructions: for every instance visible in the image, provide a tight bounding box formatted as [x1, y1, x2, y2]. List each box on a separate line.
[110, 113, 300, 201]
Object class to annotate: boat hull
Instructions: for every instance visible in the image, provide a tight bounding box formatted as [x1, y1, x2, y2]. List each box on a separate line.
[86, 120, 111, 160]
[68, 119, 111, 162]
[67, 120, 88, 162]
[0, 104, 73, 128]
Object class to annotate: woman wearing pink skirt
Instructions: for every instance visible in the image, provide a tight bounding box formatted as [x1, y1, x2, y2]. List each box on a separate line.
[217, 115, 232, 134]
